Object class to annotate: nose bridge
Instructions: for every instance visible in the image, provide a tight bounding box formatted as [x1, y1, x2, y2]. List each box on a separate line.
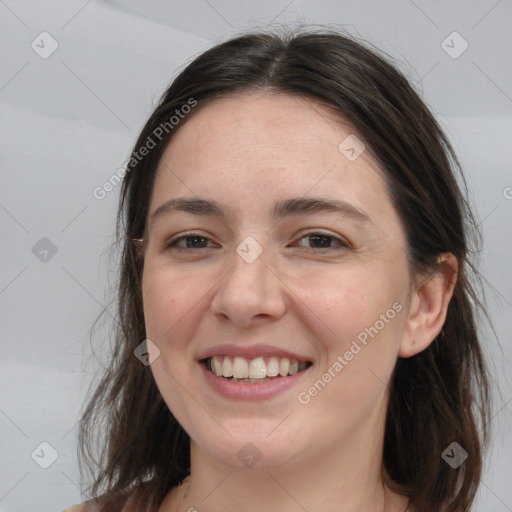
[210, 234, 285, 323]
[226, 234, 271, 297]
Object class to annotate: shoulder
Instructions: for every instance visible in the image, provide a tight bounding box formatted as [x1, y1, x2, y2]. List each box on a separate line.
[63, 484, 147, 512]
[63, 493, 137, 512]
[62, 503, 101, 512]
[62, 505, 87, 512]
[62, 505, 85, 512]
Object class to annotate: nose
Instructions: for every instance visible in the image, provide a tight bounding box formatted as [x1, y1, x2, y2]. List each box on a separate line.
[210, 238, 287, 327]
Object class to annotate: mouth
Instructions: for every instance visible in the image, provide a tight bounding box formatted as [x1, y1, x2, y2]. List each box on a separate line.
[202, 355, 313, 383]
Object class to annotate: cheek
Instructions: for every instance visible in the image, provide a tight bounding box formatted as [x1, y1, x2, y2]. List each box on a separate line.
[299, 288, 405, 429]
[142, 268, 200, 421]
[142, 264, 200, 342]
[314, 265, 406, 368]
[142, 283, 174, 342]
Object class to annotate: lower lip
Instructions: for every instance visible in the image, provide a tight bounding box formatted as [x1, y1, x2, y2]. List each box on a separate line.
[200, 361, 311, 401]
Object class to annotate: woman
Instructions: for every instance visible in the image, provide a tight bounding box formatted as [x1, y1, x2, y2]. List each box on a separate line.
[65, 27, 492, 512]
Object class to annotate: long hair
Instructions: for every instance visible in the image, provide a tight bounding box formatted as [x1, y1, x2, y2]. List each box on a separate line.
[77, 27, 492, 512]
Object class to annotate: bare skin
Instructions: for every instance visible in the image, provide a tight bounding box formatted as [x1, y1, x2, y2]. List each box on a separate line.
[139, 92, 457, 512]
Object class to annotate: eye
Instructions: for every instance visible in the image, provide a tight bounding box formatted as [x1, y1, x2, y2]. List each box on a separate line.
[294, 231, 350, 250]
[164, 230, 350, 251]
[165, 231, 219, 250]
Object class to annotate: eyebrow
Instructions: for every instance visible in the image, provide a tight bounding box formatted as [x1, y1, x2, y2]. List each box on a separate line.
[148, 196, 372, 227]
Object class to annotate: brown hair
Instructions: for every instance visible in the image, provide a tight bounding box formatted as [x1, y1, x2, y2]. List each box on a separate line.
[77, 26, 492, 512]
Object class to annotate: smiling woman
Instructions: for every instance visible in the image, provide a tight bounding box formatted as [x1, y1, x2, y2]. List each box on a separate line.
[66, 27, 492, 512]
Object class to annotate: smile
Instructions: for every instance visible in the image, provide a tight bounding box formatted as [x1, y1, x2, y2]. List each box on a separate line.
[204, 355, 312, 382]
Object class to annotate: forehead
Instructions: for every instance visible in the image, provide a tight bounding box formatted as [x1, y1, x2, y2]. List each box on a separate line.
[149, 92, 400, 233]
[163, 92, 367, 165]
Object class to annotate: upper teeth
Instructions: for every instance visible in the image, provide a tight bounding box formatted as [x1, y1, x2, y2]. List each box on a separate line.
[208, 356, 309, 379]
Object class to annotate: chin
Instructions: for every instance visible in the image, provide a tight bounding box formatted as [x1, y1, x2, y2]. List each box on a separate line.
[190, 419, 308, 471]
[205, 438, 301, 471]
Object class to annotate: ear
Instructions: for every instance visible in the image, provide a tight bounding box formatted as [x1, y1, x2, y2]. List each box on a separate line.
[399, 253, 458, 358]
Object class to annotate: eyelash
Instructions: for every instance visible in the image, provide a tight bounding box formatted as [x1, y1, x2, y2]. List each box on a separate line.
[164, 230, 350, 251]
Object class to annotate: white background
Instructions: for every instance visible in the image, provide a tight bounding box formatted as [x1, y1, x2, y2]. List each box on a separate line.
[0, 1, 511, 511]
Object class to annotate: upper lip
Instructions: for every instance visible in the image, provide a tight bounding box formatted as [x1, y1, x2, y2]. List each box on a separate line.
[197, 344, 312, 362]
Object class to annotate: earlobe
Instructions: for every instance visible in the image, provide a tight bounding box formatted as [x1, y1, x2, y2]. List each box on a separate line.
[399, 253, 458, 358]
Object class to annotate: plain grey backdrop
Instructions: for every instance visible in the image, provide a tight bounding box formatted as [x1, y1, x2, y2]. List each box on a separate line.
[1, 1, 511, 511]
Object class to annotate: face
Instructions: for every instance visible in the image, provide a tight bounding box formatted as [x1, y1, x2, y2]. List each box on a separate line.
[141, 92, 412, 471]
